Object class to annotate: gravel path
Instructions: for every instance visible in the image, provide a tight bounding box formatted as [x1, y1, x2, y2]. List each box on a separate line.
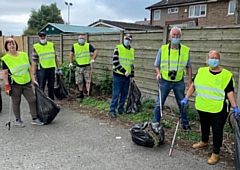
[0, 92, 229, 170]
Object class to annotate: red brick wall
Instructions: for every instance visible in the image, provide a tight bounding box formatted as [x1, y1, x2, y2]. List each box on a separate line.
[151, 1, 234, 26]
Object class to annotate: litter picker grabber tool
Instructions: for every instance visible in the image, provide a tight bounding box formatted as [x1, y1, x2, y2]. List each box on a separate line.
[169, 106, 182, 156]
[158, 83, 163, 118]
[6, 96, 12, 130]
[87, 63, 93, 96]
[68, 67, 72, 93]
[67, 67, 75, 101]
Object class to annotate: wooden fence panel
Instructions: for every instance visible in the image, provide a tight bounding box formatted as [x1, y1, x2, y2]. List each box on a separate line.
[25, 26, 240, 106]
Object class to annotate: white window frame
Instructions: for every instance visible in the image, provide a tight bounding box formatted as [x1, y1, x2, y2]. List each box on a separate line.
[189, 4, 206, 18]
[228, 0, 236, 15]
[168, 7, 179, 14]
[154, 10, 161, 20]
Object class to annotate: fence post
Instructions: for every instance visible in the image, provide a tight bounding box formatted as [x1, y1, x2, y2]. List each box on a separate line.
[237, 69, 240, 106]
[120, 31, 124, 44]
[60, 33, 63, 64]
[163, 25, 169, 45]
[85, 33, 89, 43]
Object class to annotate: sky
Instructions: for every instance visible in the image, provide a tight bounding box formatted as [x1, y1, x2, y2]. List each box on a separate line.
[0, 0, 160, 36]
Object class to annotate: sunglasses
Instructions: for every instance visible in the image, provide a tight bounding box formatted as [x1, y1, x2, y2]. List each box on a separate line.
[6, 40, 15, 44]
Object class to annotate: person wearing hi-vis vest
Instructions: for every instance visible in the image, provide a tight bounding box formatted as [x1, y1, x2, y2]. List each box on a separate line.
[2, 38, 44, 127]
[181, 50, 239, 165]
[109, 34, 134, 118]
[32, 31, 62, 100]
[69, 34, 98, 98]
[153, 27, 192, 131]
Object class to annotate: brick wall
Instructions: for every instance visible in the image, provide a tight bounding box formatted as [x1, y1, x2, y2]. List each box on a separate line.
[151, 1, 234, 26]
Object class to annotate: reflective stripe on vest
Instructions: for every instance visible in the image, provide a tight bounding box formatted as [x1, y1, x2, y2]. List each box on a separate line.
[73, 43, 91, 65]
[113, 44, 134, 75]
[33, 42, 56, 68]
[2, 52, 31, 84]
[194, 67, 232, 113]
[160, 44, 189, 81]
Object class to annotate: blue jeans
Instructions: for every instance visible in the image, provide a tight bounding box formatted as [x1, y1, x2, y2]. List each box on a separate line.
[109, 74, 130, 115]
[153, 78, 189, 127]
[37, 67, 55, 100]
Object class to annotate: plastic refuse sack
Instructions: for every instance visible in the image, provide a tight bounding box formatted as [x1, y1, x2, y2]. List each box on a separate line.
[125, 80, 142, 114]
[234, 115, 240, 170]
[54, 73, 69, 100]
[129, 122, 164, 147]
[35, 85, 60, 124]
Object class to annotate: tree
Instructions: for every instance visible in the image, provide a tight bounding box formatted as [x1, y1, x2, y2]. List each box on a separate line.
[23, 3, 64, 35]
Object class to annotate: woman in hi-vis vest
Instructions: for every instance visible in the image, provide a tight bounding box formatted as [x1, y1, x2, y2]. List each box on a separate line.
[181, 50, 239, 165]
[2, 38, 44, 127]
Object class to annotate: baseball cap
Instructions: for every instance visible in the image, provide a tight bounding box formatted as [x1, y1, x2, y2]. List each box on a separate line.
[38, 32, 46, 36]
[124, 34, 132, 40]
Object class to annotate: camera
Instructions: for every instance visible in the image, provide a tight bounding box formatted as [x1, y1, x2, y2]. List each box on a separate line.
[168, 70, 177, 80]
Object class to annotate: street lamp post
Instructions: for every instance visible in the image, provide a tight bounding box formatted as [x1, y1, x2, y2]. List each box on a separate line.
[65, 2, 73, 25]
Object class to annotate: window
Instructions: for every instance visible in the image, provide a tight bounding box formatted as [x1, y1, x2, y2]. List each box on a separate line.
[168, 8, 178, 14]
[228, 0, 236, 15]
[189, 4, 206, 17]
[154, 10, 161, 20]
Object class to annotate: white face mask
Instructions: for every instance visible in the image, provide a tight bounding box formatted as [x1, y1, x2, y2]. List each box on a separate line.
[40, 39, 47, 44]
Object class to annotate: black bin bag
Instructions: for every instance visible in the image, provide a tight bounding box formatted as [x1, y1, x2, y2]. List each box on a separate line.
[234, 115, 240, 170]
[129, 122, 165, 147]
[54, 73, 68, 100]
[35, 85, 60, 124]
[126, 80, 142, 114]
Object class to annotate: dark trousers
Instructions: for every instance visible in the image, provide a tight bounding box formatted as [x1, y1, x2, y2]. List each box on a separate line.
[11, 84, 37, 119]
[109, 74, 130, 114]
[198, 105, 229, 154]
[37, 67, 55, 100]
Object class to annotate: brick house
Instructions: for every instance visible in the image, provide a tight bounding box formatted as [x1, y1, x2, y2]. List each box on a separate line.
[145, 0, 237, 27]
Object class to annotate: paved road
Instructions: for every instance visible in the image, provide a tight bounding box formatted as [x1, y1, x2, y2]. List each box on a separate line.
[0, 92, 230, 170]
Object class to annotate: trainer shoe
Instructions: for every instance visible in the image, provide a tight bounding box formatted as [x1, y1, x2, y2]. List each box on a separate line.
[192, 141, 208, 149]
[208, 153, 220, 165]
[16, 119, 25, 128]
[182, 125, 191, 132]
[31, 118, 44, 126]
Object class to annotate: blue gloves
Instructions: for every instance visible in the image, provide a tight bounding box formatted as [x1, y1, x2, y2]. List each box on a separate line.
[233, 106, 239, 117]
[58, 68, 62, 74]
[180, 97, 188, 109]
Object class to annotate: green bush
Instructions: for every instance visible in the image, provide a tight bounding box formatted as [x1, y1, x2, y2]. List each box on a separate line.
[98, 66, 112, 95]
[142, 98, 155, 109]
[60, 60, 77, 88]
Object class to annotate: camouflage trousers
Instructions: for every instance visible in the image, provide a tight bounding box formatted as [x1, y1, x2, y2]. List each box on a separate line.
[75, 65, 91, 85]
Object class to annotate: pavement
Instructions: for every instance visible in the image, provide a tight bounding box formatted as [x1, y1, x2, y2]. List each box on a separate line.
[0, 91, 230, 170]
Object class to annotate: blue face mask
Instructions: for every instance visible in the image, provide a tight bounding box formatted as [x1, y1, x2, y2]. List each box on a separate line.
[208, 59, 219, 68]
[172, 38, 180, 45]
[78, 39, 85, 45]
[124, 40, 130, 46]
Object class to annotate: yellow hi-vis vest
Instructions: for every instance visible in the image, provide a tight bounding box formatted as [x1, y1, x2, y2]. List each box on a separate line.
[160, 44, 189, 81]
[2, 52, 31, 84]
[194, 67, 233, 113]
[73, 43, 91, 65]
[113, 44, 134, 75]
[33, 42, 56, 68]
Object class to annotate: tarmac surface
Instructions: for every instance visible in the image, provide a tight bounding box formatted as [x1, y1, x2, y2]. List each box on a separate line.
[0, 92, 229, 170]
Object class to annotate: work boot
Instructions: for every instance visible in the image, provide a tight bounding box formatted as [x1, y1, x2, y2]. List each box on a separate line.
[76, 91, 84, 99]
[182, 125, 191, 132]
[192, 141, 208, 149]
[207, 153, 219, 165]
